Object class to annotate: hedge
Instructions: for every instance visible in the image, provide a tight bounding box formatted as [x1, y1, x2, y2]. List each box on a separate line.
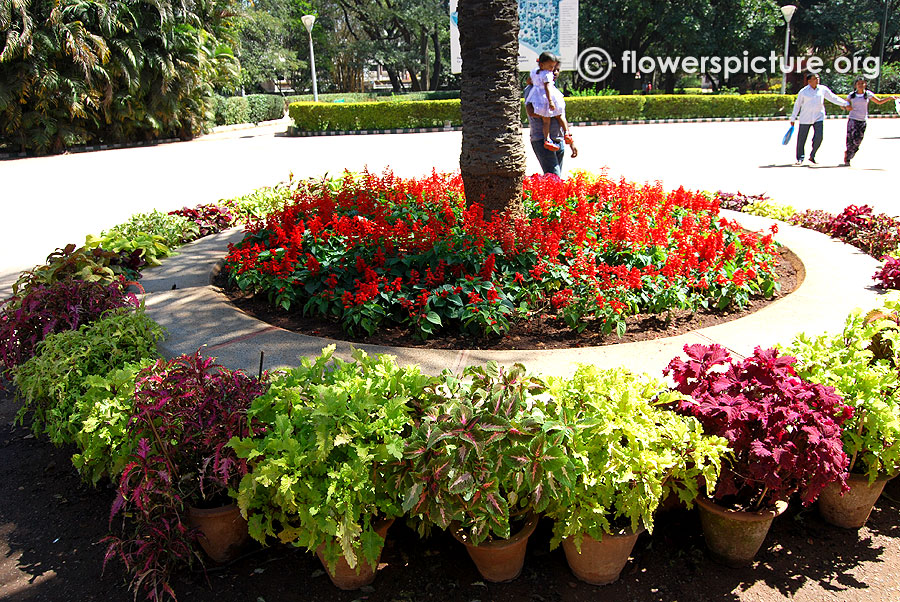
[215, 96, 250, 126]
[289, 99, 462, 131]
[246, 94, 286, 123]
[289, 94, 898, 132]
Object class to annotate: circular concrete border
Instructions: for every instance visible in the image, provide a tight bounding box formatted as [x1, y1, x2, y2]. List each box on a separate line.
[140, 210, 883, 378]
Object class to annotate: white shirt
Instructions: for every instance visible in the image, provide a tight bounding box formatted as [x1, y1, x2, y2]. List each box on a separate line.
[790, 84, 849, 124]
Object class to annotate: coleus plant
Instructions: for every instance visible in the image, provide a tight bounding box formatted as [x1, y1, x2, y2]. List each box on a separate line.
[874, 257, 900, 290]
[544, 366, 728, 551]
[105, 352, 267, 602]
[788, 306, 900, 482]
[663, 344, 852, 511]
[13, 307, 164, 446]
[231, 346, 433, 574]
[170, 204, 234, 238]
[0, 279, 138, 376]
[395, 361, 574, 546]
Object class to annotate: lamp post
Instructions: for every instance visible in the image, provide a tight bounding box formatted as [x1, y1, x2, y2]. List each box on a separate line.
[876, 0, 889, 93]
[301, 14, 319, 102]
[780, 5, 797, 95]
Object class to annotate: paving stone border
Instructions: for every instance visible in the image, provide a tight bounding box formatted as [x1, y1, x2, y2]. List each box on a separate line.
[141, 210, 883, 379]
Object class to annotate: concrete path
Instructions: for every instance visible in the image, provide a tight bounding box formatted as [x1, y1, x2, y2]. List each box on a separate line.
[140, 210, 881, 379]
[2, 117, 898, 296]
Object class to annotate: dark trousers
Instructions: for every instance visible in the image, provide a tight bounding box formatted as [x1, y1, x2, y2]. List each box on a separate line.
[796, 121, 824, 161]
[845, 118, 867, 163]
[531, 138, 565, 176]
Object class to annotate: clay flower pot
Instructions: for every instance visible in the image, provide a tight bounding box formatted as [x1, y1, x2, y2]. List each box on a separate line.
[562, 527, 644, 585]
[188, 503, 250, 563]
[316, 518, 394, 591]
[818, 472, 894, 529]
[696, 497, 788, 567]
[452, 513, 538, 583]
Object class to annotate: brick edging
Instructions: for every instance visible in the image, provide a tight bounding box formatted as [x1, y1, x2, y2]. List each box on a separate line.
[287, 113, 900, 137]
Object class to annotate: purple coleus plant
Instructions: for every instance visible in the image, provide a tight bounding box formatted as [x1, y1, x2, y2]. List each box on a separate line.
[663, 344, 852, 511]
[105, 351, 267, 602]
[0, 279, 137, 376]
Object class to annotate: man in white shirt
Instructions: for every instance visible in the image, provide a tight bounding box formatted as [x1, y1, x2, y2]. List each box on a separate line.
[789, 72, 850, 165]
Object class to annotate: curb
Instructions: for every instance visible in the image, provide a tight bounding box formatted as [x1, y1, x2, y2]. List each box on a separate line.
[0, 116, 291, 160]
[0, 137, 181, 161]
[286, 113, 900, 137]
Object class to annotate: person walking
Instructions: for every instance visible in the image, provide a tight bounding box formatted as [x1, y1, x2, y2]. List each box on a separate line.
[842, 77, 898, 166]
[525, 62, 577, 175]
[789, 72, 849, 165]
[525, 52, 572, 151]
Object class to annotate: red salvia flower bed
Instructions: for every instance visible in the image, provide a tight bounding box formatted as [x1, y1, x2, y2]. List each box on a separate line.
[224, 170, 780, 340]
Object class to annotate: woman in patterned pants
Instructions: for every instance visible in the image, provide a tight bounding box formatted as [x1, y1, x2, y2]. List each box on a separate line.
[843, 78, 897, 166]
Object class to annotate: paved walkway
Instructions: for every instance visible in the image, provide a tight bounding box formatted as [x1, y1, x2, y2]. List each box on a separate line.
[2, 117, 898, 296]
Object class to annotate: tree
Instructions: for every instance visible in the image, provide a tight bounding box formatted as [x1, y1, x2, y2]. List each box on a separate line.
[0, 0, 241, 153]
[457, 0, 525, 217]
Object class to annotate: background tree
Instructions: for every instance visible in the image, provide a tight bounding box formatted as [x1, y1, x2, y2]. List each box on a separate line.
[457, 0, 525, 217]
[0, 0, 241, 153]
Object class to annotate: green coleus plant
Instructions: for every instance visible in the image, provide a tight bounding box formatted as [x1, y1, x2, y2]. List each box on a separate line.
[107, 209, 201, 247]
[13, 307, 164, 445]
[71, 361, 152, 485]
[231, 346, 434, 573]
[787, 306, 900, 481]
[394, 362, 575, 546]
[84, 231, 173, 268]
[544, 366, 728, 550]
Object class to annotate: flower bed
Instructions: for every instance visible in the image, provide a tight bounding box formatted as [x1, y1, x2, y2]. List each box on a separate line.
[223, 171, 781, 340]
[2, 173, 900, 601]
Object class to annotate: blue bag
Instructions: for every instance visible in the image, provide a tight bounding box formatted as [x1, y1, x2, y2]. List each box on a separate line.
[782, 124, 794, 145]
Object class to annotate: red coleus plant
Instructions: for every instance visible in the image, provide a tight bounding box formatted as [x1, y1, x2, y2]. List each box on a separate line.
[874, 257, 900, 290]
[663, 344, 851, 511]
[104, 352, 267, 602]
[169, 204, 234, 238]
[224, 170, 780, 340]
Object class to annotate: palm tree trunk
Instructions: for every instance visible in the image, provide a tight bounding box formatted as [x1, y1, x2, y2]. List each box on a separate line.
[458, 0, 526, 218]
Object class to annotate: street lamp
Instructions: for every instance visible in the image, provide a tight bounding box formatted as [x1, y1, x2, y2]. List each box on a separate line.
[301, 14, 319, 102]
[876, 0, 890, 93]
[780, 4, 797, 95]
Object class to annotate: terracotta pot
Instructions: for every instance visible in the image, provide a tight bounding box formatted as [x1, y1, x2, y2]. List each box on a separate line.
[562, 527, 644, 585]
[451, 513, 538, 583]
[818, 472, 893, 529]
[316, 518, 394, 591]
[696, 497, 787, 567]
[188, 503, 250, 563]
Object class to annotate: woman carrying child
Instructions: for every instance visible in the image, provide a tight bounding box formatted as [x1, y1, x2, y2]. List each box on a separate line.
[525, 52, 572, 151]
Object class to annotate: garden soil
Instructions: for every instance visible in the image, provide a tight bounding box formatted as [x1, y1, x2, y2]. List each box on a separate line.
[217, 246, 802, 351]
[1, 385, 899, 602]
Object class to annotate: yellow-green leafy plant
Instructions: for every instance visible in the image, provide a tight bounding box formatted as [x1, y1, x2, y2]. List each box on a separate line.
[13, 307, 164, 445]
[544, 366, 728, 550]
[787, 305, 900, 481]
[231, 346, 434, 573]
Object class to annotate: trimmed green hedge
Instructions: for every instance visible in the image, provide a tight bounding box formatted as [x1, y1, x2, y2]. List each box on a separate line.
[289, 99, 462, 131]
[289, 94, 898, 132]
